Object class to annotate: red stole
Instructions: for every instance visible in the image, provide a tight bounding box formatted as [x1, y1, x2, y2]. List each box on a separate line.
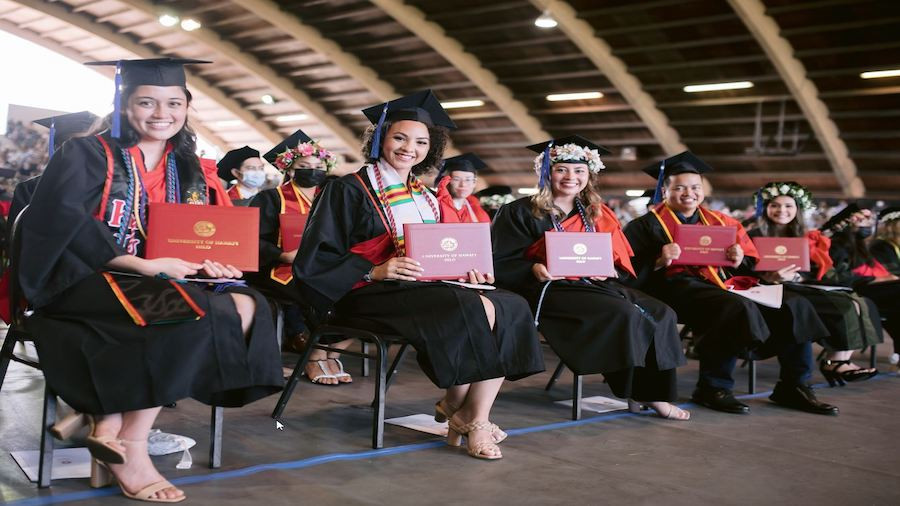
[270, 182, 312, 285]
[347, 173, 399, 290]
[524, 204, 636, 278]
[806, 229, 832, 280]
[852, 259, 890, 278]
[650, 203, 758, 289]
[227, 185, 243, 201]
[435, 175, 491, 223]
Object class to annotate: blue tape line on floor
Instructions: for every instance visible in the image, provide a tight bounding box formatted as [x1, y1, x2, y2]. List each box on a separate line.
[8, 373, 896, 505]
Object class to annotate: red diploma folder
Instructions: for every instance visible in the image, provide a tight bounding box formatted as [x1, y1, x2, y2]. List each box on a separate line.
[671, 224, 736, 267]
[403, 223, 493, 281]
[545, 231, 616, 277]
[752, 237, 810, 272]
[145, 203, 259, 272]
[279, 213, 308, 252]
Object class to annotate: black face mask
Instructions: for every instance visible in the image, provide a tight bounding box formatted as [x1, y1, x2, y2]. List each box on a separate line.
[856, 226, 874, 239]
[293, 169, 327, 188]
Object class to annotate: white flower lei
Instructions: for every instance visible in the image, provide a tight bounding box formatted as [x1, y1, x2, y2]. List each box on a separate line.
[533, 143, 605, 176]
[754, 182, 814, 210]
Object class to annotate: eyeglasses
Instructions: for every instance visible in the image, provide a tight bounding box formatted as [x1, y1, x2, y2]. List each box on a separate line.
[450, 177, 476, 184]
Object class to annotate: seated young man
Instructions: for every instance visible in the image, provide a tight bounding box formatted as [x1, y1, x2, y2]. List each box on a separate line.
[623, 152, 838, 416]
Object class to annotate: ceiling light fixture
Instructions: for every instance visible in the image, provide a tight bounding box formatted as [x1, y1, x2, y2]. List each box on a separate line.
[683, 81, 754, 93]
[276, 114, 308, 122]
[440, 99, 485, 109]
[546, 91, 603, 102]
[158, 14, 179, 27]
[534, 11, 558, 28]
[517, 187, 539, 196]
[180, 18, 202, 31]
[260, 94, 276, 105]
[860, 69, 900, 79]
[212, 120, 242, 128]
[625, 189, 645, 197]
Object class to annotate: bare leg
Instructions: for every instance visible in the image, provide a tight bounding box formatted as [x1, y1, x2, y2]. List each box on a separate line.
[450, 377, 504, 458]
[325, 338, 356, 383]
[107, 407, 184, 501]
[229, 293, 256, 336]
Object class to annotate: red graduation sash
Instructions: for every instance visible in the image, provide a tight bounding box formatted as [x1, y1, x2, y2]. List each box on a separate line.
[806, 229, 832, 280]
[650, 203, 758, 290]
[270, 182, 312, 285]
[524, 204, 636, 278]
[435, 175, 491, 223]
[347, 173, 399, 290]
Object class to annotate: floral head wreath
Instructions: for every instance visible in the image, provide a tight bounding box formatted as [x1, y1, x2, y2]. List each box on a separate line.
[752, 181, 814, 218]
[533, 143, 606, 181]
[273, 140, 338, 173]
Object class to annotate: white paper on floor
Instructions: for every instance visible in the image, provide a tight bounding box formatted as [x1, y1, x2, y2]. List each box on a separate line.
[384, 414, 448, 436]
[555, 395, 629, 413]
[10, 447, 92, 481]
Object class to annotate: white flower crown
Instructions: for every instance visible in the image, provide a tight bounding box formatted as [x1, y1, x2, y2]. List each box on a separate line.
[533, 143, 606, 176]
[753, 182, 814, 210]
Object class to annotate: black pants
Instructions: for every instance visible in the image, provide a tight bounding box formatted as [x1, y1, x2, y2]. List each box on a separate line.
[697, 337, 813, 391]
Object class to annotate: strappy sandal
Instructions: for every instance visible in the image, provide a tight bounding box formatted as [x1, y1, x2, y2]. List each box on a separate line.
[86, 415, 127, 464]
[329, 358, 353, 384]
[628, 399, 690, 421]
[303, 359, 338, 385]
[819, 359, 878, 387]
[447, 420, 503, 460]
[50, 411, 87, 440]
[91, 446, 185, 503]
[434, 399, 507, 444]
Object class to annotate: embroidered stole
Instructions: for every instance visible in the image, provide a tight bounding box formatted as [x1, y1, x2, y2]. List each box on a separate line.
[270, 182, 312, 285]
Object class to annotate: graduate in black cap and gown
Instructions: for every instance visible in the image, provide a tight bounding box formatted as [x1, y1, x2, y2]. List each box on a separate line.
[623, 152, 838, 416]
[9, 111, 99, 225]
[492, 135, 688, 420]
[821, 204, 900, 362]
[434, 153, 491, 223]
[293, 90, 543, 460]
[870, 207, 900, 277]
[246, 130, 353, 384]
[18, 58, 282, 502]
[216, 145, 266, 206]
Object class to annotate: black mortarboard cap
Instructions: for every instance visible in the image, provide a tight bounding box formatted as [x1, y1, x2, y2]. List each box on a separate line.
[84, 58, 211, 138]
[33, 111, 99, 155]
[263, 129, 313, 165]
[821, 203, 861, 233]
[438, 153, 486, 181]
[525, 135, 610, 189]
[361, 90, 456, 159]
[217, 146, 261, 180]
[878, 206, 900, 224]
[641, 151, 713, 204]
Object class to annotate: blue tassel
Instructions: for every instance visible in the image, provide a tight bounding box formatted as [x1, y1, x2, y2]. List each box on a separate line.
[538, 143, 552, 189]
[48, 119, 55, 157]
[369, 103, 388, 160]
[111, 61, 123, 138]
[651, 160, 665, 204]
[755, 192, 764, 219]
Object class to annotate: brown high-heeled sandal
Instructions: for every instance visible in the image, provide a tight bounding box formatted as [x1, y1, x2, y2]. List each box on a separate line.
[434, 399, 507, 444]
[86, 415, 127, 464]
[446, 420, 503, 460]
[50, 412, 87, 440]
[91, 455, 185, 503]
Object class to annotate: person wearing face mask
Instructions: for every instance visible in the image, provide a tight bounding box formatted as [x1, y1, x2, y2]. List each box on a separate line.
[748, 183, 880, 386]
[434, 153, 491, 223]
[217, 146, 266, 206]
[624, 153, 839, 416]
[246, 130, 353, 385]
[822, 203, 900, 367]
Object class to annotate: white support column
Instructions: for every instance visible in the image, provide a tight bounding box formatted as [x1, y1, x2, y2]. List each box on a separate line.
[728, 0, 865, 197]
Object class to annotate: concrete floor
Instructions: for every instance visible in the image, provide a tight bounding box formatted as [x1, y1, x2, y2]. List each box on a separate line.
[1, 335, 898, 506]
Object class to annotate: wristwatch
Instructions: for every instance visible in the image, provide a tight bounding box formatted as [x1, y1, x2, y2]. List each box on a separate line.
[363, 268, 374, 282]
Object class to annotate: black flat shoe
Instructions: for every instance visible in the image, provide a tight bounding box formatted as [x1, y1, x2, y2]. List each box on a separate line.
[819, 359, 878, 387]
[691, 387, 750, 414]
[769, 383, 839, 416]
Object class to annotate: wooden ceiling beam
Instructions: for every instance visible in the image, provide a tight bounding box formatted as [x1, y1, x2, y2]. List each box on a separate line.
[729, 0, 864, 197]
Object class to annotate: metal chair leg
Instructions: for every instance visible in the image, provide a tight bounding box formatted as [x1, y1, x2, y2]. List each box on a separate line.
[209, 406, 223, 469]
[38, 386, 57, 488]
[545, 362, 565, 391]
[571, 374, 583, 421]
[384, 343, 409, 390]
[361, 341, 370, 377]
[748, 360, 756, 394]
[870, 345, 877, 369]
[372, 340, 388, 449]
[272, 331, 320, 420]
[0, 332, 18, 392]
[274, 302, 285, 351]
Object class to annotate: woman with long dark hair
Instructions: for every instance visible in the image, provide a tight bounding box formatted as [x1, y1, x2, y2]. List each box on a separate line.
[492, 136, 688, 420]
[18, 58, 282, 502]
[293, 90, 544, 460]
[749, 183, 880, 386]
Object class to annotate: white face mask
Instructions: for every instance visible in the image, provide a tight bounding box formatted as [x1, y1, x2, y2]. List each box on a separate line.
[240, 171, 266, 189]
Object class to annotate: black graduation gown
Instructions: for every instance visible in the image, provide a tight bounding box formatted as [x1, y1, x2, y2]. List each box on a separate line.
[747, 229, 881, 352]
[492, 198, 685, 402]
[870, 239, 900, 276]
[244, 187, 301, 301]
[17, 136, 282, 414]
[9, 175, 40, 228]
[292, 171, 544, 388]
[623, 212, 828, 358]
[828, 241, 900, 351]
